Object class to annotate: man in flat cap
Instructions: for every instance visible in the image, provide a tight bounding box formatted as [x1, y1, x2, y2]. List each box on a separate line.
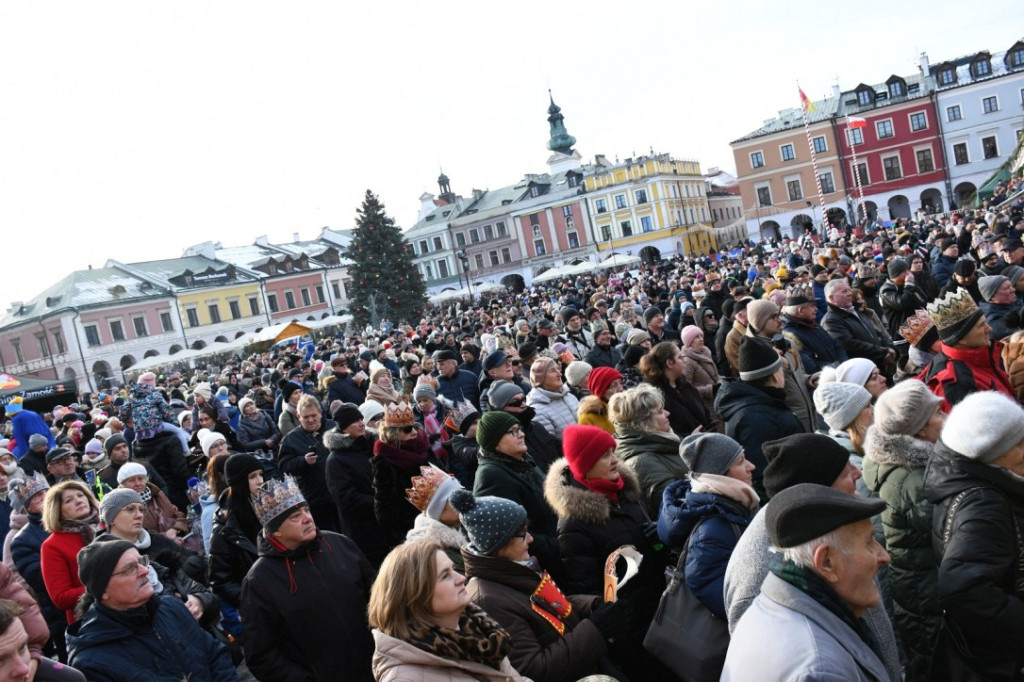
[721, 484, 890, 681]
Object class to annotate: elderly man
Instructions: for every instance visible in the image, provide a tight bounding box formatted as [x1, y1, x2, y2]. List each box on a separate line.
[67, 539, 235, 681]
[584, 320, 623, 369]
[559, 307, 593, 359]
[644, 306, 680, 345]
[432, 349, 480, 405]
[822, 278, 895, 367]
[977, 274, 1022, 342]
[240, 476, 374, 681]
[722, 483, 891, 681]
[477, 349, 514, 414]
[277, 394, 338, 533]
[781, 283, 848, 374]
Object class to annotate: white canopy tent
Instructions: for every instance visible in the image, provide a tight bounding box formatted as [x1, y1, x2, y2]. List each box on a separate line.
[531, 266, 569, 284]
[599, 253, 642, 268]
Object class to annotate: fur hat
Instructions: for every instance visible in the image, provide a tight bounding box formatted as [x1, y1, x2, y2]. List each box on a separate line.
[564, 361, 593, 389]
[941, 391, 1024, 463]
[762, 434, 851, 499]
[679, 433, 744, 476]
[871, 379, 942, 437]
[738, 336, 782, 382]
[475, 411, 520, 453]
[449, 489, 526, 556]
[562, 425, 617, 482]
[767, 483, 885, 549]
[813, 381, 872, 431]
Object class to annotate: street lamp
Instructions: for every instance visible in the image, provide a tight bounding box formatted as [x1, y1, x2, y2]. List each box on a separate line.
[457, 250, 474, 304]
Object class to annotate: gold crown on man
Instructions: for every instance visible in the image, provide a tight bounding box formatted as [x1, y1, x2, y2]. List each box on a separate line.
[251, 475, 306, 529]
[925, 289, 978, 330]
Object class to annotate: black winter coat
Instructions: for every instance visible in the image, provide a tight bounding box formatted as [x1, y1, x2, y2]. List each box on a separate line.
[235, 411, 280, 453]
[324, 428, 389, 567]
[278, 418, 337, 507]
[879, 280, 928, 342]
[326, 372, 367, 405]
[372, 431, 435, 551]
[132, 430, 191, 511]
[207, 509, 258, 609]
[821, 303, 891, 365]
[584, 344, 622, 369]
[517, 408, 562, 473]
[651, 377, 713, 437]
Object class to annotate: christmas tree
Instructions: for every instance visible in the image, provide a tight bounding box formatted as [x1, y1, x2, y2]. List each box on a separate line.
[344, 190, 427, 328]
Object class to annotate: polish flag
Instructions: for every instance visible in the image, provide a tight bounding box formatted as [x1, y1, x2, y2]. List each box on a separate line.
[848, 117, 867, 129]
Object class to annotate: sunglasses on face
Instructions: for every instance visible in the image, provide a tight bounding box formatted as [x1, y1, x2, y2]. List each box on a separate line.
[399, 425, 417, 434]
[506, 398, 525, 408]
[510, 360, 522, 366]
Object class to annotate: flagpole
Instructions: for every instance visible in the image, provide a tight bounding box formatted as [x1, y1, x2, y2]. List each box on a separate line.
[798, 85, 829, 240]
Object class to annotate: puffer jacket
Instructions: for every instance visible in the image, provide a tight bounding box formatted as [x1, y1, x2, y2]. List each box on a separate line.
[681, 345, 720, 417]
[325, 428, 390, 567]
[576, 396, 614, 435]
[862, 428, 940, 679]
[1001, 334, 1024, 403]
[656, 475, 757, 619]
[235, 410, 280, 453]
[614, 427, 685, 516]
[372, 629, 528, 682]
[525, 385, 579, 440]
[924, 440, 1024, 681]
[919, 341, 1014, 412]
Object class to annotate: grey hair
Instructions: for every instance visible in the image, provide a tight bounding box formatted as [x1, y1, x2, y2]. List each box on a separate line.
[607, 384, 665, 432]
[781, 304, 803, 317]
[775, 528, 851, 568]
[823, 278, 849, 302]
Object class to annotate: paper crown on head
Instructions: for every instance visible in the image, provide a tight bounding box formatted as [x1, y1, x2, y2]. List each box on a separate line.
[926, 288, 979, 331]
[589, 318, 609, 335]
[899, 309, 937, 347]
[405, 464, 462, 518]
[785, 283, 814, 306]
[251, 475, 307, 529]
[383, 401, 416, 428]
[8, 472, 50, 510]
[443, 400, 479, 434]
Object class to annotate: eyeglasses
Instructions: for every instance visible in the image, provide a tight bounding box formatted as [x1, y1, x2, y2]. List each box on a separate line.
[111, 555, 150, 578]
[506, 398, 525, 408]
[399, 425, 416, 434]
[505, 426, 524, 437]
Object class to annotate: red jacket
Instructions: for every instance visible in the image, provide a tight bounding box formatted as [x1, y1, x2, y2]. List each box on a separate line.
[40, 530, 86, 624]
[919, 341, 1014, 413]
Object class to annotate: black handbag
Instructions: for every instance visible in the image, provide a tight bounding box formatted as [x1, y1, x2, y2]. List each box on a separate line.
[643, 517, 736, 682]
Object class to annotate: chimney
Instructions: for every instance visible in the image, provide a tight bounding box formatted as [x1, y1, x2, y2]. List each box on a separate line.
[919, 51, 930, 75]
[9, 301, 22, 313]
[292, 232, 300, 243]
[832, 84, 841, 99]
[254, 235, 268, 246]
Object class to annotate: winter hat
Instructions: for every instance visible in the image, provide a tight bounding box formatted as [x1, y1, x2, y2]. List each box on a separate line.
[4, 398, 23, 416]
[680, 325, 704, 347]
[45, 447, 76, 465]
[562, 424, 617, 481]
[225, 453, 262, 487]
[926, 289, 984, 346]
[99, 488, 143, 528]
[625, 329, 650, 346]
[767, 483, 885, 549]
[412, 381, 437, 402]
[887, 258, 909, 279]
[481, 351, 508, 374]
[359, 401, 385, 424]
[28, 434, 49, 451]
[238, 397, 254, 414]
[831, 358, 876, 388]
[475, 411, 520, 453]
[449, 489, 527, 556]
[406, 464, 464, 521]
[978, 275, 1009, 302]
[370, 367, 391, 385]
[192, 382, 212, 401]
[177, 411, 191, 428]
[746, 300, 780, 335]
[954, 259, 977, 276]
[487, 381, 525, 410]
[117, 462, 148, 485]
[77, 539, 136, 599]
[813, 381, 873, 431]
[622, 344, 646, 368]
[870, 379, 941, 438]
[587, 367, 622, 399]
[560, 307, 581, 325]
[642, 306, 664, 326]
[103, 434, 127, 457]
[762, 433, 852, 499]
[679, 433, 744, 476]
[564, 361, 593, 389]
[84, 438, 104, 455]
[94, 428, 112, 441]
[201, 431, 227, 457]
[137, 372, 157, 387]
[332, 404, 364, 431]
[1004, 265, 1024, 286]
[8, 473, 49, 514]
[277, 380, 302, 403]
[941, 391, 1024, 463]
[738, 336, 782, 382]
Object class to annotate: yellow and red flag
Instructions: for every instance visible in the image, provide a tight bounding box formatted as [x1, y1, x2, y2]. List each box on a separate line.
[799, 88, 817, 113]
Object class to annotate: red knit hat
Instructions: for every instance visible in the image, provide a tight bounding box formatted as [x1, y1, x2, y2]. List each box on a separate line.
[587, 367, 623, 400]
[562, 424, 617, 481]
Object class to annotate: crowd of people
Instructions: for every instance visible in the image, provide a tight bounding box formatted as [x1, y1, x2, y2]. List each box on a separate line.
[0, 189, 1023, 681]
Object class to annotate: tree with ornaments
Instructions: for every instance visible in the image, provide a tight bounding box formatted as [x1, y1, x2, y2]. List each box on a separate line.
[344, 189, 427, 328]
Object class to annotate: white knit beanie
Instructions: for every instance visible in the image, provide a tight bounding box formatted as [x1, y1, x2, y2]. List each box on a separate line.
[201, 430, 227, 457]
[873, 379, 942, 437]
[941, 391, 1024, 463]
[833, 358, 876, 388]
[814, 381, 873, 431]
[116, 462, 148, 485]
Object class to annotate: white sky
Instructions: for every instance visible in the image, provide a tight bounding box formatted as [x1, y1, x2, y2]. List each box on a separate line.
[2, 2, 1022, 305]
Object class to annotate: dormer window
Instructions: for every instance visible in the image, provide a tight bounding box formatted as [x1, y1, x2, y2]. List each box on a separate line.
[567, 174, 579, 188]
[938, 67, 957, 86]
[887, 77, 905, 98]
[1008, 43, 1024, 69]
[857, 88, 873, 107]
[529, 185, 540, 198]
[972, 55, 992, 78]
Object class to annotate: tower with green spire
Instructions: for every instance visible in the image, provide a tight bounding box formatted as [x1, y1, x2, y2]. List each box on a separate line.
[546, 90, 576, 155]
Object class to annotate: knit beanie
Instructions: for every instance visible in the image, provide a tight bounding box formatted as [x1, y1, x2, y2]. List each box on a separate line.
[623, 344, 646, 368]
[832, 357, 876, 388]
[813, 381, 873, 431]
[475, 411, 520, 453]
[762, 434, 851, 499]
[412, 381, 437, 402]
[201, 431, 227, 457]
[238, 397, 254, 414]
[680, 325, 704, 348]
[560, 307, 581, 326]
[487, 381, 525, 410]
[679, 433, 744, 476]
[78, 539, 136, 599]
[587, 367, 622, 400]
[359, 401, 385, 424]
[643, 306, 663, 325]
[99, 488, 143, 528]
[1004, 265, 1024, 286]
[564, 361, 593, 389]
[225, 453, 262, 487]
[626, 329, 650, 346]
[941, 391, 1024, 463]
[278, 380, 301, 403]
[978, 275, 1009, 302]
[370, 367, 391, 385]
[872, 379, 942, 437]
[562, 425, 617, 481]
[887, 258, 909, 279]
[746, 300, 780, 335]
[84, 438, 104, 455]
[449, 489, 527, 556]
[28, 434, 49, 451]
[103, 433, 127, 457]
[332, 404, 364, 431]
[192, 382, 212, 401]
[116, 462, 148, 485]
[738, 336, 783, 382]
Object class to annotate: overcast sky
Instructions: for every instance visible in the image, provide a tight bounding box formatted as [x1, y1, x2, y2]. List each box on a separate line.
[2, 2, 1022, 305]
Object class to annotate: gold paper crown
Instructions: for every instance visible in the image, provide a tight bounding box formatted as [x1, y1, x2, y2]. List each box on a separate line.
[383, 401, 416, 427]
[9, 472, 50, 507]
[899, 309, 936, 346]
[785, 282, 814, 304]
[251, 475, 307, 529]
[926, 289, 979, 330]
[443, 400, 479, 433]
[590, 318, 609, 335]
[405, 464, 456, 512]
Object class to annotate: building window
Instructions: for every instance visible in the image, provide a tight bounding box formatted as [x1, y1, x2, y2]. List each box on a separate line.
[109, 320, 125, 342]
[52, 329, 65, 354]
[502, 248, 512, 263]
[229, 300, 242, 320]
[10, 339, 23, 363]
[819, 171, 835, 194]
[787, 179, 802, 201]
[496, 221, 507, 237]
[1010, 47, 1024, 68]
[36, 333, 50, 358]
[330, 282, 341, 299]
[470, 229, 480, 244]
[876, 120, 894, 139]
[267, 294, 279, 313]
[132, 317, 148, 337]
[248, 297, 260, 316]
[750, 151, 764, 168]
[529, 185, 540, 198]
[916, 148, 935, 173]
[185, 308, 200, 327]
[857, 89, 873, 106]
[852, 162, 869, 186]
[207, 305, 221, 324]
[620, 221, 633, 237]
[455, 232, 466, 248]
[983, 96, 999, 113]
[974, 59, 992, 77]
[938, 68, 956, 86]
[431, 236, 442, 251]
[438, 260, 449, 278]
[883, 155, 902, 180]
[474, 254, 484, 269]
[614, 194, 627, 209]
[284, 292, 296, 309]
[300, 288, 311, 307]
[315, 285, 324, 303]
[641, 216, 653, 233]
[159, 311, 173, 332]
[756, 186, 772, 207]
[947, 105, 962, 122]
[418, 240, 428, 255]
[489, 251, 499, 266]
[953, 142, 970, 165]
[889, 80, 904, 97]
[812, 136, 827, 153]
[635, 189, 648, 204]
[848, 128, 864, 145]
[567, 174, 579, 188]
[424, 264, 433, 279]
[484, 224, 494, 240]
[600, 225, 611, 241]
[910, 112, 927, 131]
[595, 198, 607, 213]
[568, 233, 580, 248]
[780, 144, 795, 161]
[562, 205, 573, 217]
[982, 136, 999, 159]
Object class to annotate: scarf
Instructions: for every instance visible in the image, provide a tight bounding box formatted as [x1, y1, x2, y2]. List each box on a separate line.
[574, 473, 625, 504]
[373, 431, 432, 470]
[60, 510, 99, 544]
[419, 403, 450, 456]
[139, 485, 153, 506]
[408, 603, 512, 669]
[283, 402, 297, 416]
[367, 383, 400, 406]
[770, 556, 884, 664]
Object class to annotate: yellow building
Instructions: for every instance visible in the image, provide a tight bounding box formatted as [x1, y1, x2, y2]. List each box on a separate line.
[583, 152, 718, 260]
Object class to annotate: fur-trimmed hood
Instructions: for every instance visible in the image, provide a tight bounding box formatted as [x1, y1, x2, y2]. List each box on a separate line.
[543, 457, 641, 524]
[864, 428, 934, 468]
[323, 428, 375, 452]
[577, 395, 607, 418]
[404, 514, 468, 551]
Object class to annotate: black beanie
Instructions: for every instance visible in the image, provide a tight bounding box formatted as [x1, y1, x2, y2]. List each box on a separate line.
[738, 336, 782, 382]
[78, 538, 135, 599]
[225, 453, 262, 487]
[623, 344, 646, 368]
[278, 380, 301, 402]
[762, 434, 850, 499]
[721, 299, 736, 319]
[560, 307, 580, 325]
[332, 404, 364, 431]
[103, 433, 127, 457]
[643, 306, 663, 324]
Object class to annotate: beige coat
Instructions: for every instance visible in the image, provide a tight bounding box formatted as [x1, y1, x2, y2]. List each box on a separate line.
[682, 346, 720, 416]
[372, 630, 531, 682]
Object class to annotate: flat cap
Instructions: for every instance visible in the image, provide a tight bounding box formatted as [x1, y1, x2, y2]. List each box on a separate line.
[766, 483, 885, 549]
